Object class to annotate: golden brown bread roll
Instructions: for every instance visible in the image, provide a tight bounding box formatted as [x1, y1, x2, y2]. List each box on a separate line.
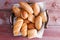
[32, 3, 40, 16]
[35, 16, 42, 31]
[24, 19, 30, 24]
[16, 17, 21, 20]
[40, 12, 47, 23]
[28, 23, 35, 30]
[12, 6, 21, 17]
[28, 29, 37, 38]
[21, 23, 27, 36]
[16, 17, 24, 22]
[28, 14, 35, 23]
[19, 2, 33, 14]
[13, 18, 23, 36]
[21, 10, 28, 19]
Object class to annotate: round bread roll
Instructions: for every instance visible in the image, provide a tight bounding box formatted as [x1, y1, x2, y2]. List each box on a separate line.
[19, 2, 33, 14]
[12, 6, 21, 17]
[24, 19, 30, 24]
[28, 23, 35, 30]
[40, 11, 47, 23]
[21, 10, 28, 19]
[35, 16, 42, 31]
[13, 18, 23, 36]
[32, 3, 40, 16]
[21, 23, 27, 36]
[28, 29, 37, 38]
[28, 14, 35, 23]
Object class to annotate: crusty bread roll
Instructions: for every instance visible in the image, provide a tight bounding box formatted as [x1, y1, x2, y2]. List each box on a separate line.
[12, 6, 21, 17]
[21, 9, 28, 19]
[24, 19, 30, 24]
[28, 14, 35, 23]
[21, 23, 27, 36]
[40, 12, 47, 23]
[16, 17, 24, 22]
[32, 3, 40, 16]
[13, 18, 23, 36]
[28, 23, 35, 30]
[16, 17, 21, 20]
[19, 2, 33, 14]
[35, 16, 42, 31]
[28, 29, 37, 38]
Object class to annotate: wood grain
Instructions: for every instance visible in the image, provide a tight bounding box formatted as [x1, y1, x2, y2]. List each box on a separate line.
[0, 0, 60, 40]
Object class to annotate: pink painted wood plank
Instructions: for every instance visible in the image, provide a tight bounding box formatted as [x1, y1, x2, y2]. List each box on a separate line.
[44, 26, 60, 37]
[0, 24, 60, 40]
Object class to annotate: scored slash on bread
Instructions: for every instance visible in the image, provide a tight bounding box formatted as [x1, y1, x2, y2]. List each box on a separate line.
[21, 23, 27, 36]
[28, 29, 37, 38]
[32, 3, 40, 16]
[24, 19, 30, 24]
[28, 14, 35, 23]
[21, 9, 28, 19]
[35, 16, 42, 31]
[13, 18, 23, 36]
[12, 6, 21, 17]
[40, 11, 47, 23]
[19, 2, 33, 14]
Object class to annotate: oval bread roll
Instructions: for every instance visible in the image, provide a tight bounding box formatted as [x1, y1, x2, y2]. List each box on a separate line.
[21, 10, 28, 19]
[28, 29, 37, 38]
[35, 16, 42, 31]
[28, 14, 35, 23]
[24, 19, 30, 24]
[16, 17, 21, 20]
[19, 2, 33, 14]
[40, 12, 47, 23]
[21, 23, 27, 36]
[32, 3, 40, 16]
[13, 18, 23, 36]
[16, 17, 23, 22]
[12, 6, 21, 17]
[28, 23, 35, 30]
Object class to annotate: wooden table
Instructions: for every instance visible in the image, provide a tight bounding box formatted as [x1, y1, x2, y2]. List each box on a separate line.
[0, 0, 60, 40]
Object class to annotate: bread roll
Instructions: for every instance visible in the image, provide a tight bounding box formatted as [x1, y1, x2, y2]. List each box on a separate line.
[16, 17, 21, 20]
[35, 16, 42, 31]
[28, 14, 35, 23]
[28, 23, 35, 30]
[16, 17, 24, 22]
[13, 18, 23, 36]
[21, 23, 27, 36]
[28, 29, 37, 38]
[19, 2, 33, 14]
[21, 10, 28, 19]
[12, 6, 21, 17]
[24, 19, 30, 24]
[40, 12, 47, 23]
[32, 3, 40, 16]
